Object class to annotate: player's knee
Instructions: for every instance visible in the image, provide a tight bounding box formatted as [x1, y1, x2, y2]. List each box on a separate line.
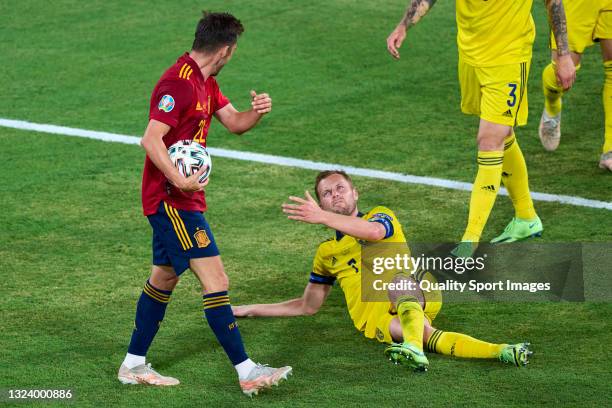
[477, 132, 506, 151]
[388, 274, 424, 308]
[164, 275, 180, 290]
[203, 271, 229, 293]
[150, 266, 180, 291]
[477, 120, 511, 151]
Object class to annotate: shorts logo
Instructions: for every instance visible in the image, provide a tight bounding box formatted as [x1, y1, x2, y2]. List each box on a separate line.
[376, 328, 385, 342]
[158, 95, 175, 112]
[194, 229, 211, 248]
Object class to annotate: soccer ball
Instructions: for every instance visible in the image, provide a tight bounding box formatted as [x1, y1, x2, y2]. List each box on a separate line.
[167, 140, 212, 183]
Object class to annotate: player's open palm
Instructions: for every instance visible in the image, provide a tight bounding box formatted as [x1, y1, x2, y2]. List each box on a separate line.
[282, 191, 327, 224]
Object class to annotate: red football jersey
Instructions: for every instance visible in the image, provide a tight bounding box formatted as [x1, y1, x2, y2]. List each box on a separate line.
[142, 53, 230, 215]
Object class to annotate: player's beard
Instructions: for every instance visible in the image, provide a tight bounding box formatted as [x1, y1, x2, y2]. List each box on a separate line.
[329, 199, 357, 216]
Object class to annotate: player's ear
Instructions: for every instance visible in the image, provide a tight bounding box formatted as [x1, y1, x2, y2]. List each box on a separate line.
[353, 188, 359, 201]
[222, 44, 236, 58]
[216, 45, 230, 59]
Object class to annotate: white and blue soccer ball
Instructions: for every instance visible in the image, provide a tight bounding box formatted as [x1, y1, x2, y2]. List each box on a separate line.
[167, 140, 212, 183]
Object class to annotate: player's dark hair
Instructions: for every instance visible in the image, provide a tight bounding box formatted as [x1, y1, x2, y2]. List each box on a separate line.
[314, 170, 353, 201]
[192, 11, 244, 53]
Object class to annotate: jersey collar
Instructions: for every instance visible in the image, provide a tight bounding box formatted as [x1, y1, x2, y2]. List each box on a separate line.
[180, 52, 204, 82]
[335, 211, 365, 241]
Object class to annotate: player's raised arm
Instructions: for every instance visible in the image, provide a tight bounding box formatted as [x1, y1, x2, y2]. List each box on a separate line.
[281, 191, 387, 241]
[140, 119, 208, 192]
[545, 0, 576, 90]
[232, 282, 331, 317]
[214, 90, 272, 135]
[387, 0, 438, 59]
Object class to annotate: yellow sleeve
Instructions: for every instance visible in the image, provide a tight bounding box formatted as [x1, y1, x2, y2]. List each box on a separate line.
[309, 242, 336, 285]
[365, 206, 403, 240]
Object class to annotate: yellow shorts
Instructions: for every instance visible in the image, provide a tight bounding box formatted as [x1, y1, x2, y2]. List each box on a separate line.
[459, 57, 530, 127]
[550, 0, 612, 54]
[365, 271, 443, 344]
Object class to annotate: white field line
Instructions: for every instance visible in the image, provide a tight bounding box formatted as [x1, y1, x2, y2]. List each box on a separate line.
[1, 118, 611, 211]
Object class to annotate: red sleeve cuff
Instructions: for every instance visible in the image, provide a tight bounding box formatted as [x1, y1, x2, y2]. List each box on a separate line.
[149, 113, 179, 128]
[215, 99, 230, 113]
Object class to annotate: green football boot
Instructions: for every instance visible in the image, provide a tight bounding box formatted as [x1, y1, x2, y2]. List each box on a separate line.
[450, 241, 478, 259]
[490, 216, 543, 244]
[384, 343, 429, 372]
[499, 342, 533, 367]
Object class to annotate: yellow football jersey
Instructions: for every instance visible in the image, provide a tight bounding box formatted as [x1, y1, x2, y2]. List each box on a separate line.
[456, 0, 535, 67]
[309, 206, 409, 333]
[550, 0, 612, 53]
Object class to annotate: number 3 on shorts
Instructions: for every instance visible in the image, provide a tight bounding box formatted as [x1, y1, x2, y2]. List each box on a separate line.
[507, 83, 517, 107]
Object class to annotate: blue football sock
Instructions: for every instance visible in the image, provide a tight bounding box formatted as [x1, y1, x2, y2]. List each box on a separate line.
[203, 291, 249, 365]
[127, 280, 172, 356]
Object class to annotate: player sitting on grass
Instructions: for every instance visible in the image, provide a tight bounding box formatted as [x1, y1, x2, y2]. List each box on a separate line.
[233, 170, 532, 371]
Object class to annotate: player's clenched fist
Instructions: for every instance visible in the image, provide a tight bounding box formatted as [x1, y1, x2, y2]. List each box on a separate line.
[250, 90, 272, 114]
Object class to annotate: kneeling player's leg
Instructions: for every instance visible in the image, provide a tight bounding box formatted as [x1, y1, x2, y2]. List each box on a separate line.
[387, 274, 425, 352]
[425, 326, 532, 366]
[384, 274, 429, 371]
[426, 327, 504, 359]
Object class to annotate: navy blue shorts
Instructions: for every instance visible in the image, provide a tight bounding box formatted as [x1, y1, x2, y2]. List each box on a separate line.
[147, 201, 220, 276]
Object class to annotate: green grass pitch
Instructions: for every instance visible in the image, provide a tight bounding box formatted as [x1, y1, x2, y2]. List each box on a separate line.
[1, 1, 611, 406]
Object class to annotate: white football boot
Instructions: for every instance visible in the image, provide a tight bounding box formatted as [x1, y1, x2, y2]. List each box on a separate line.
[538, 109, 562, 151]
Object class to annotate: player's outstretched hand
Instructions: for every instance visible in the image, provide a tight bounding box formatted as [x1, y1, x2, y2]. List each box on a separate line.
[282, 191, 327, 224]
[387, 24, 407, 59]
[232, 305, 250, 317]
[251, 90, 272, 114]
[555, 54, 576, 91]
[177, 166, 209, 192]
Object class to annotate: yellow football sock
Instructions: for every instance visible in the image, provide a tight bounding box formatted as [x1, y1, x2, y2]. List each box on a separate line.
[396, 296, 424, 352]
[603, 61, 612, 154]
[426, 329, 505, 359]
[542, 62, 563, 116]
[462, 151, 504, 242]
[502, 134, 537, 220]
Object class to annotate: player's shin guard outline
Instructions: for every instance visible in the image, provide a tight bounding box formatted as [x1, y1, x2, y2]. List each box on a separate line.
[127, 280, 172, 357]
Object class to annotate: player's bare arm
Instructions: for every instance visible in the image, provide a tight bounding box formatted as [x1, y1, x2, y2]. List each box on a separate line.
[140, 119, 208, 192]
[387, 0, 437, 59]
[545, 0, 575, 90]
[214, 90, 271, 135]
[281, 191, 387, 241]
[232, 282, 331, 317]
